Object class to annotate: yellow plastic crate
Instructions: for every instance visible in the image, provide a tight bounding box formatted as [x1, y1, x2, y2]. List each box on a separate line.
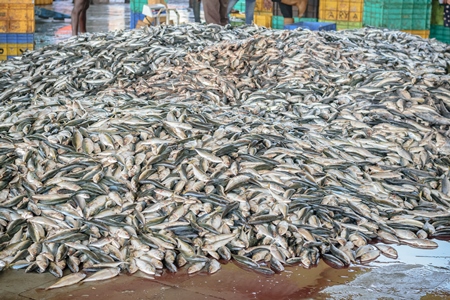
[7, 43, 33, 55]
[319, 0, 364, 22]
[35, 0, 53, 5]
[0, 19, 35, 33]
[254, 14, 272, 27]
[0, 3, 35, 33]
[255, 0, 273, 12]
[230, 13, 246, 20]
[0, 0, 34, 3]
[401, 29, 430, 39]
[0, 43, 6, 60]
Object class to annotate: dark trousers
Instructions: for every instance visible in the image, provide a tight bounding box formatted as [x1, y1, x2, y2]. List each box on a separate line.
[273, 0, 293, 18]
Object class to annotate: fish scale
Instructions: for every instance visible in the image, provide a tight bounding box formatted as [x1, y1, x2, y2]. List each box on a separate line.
[0, 24, 449, 288]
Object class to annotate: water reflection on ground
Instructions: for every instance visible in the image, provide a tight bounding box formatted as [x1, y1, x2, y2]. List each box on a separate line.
[321, 239, 450, 300]
[34, 1, 199, 49]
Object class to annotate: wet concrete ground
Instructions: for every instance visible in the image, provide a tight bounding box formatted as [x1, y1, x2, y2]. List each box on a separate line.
[34, 0, 202, 49]
[5, 2, 450, 299]
[1, 240, 449, 299]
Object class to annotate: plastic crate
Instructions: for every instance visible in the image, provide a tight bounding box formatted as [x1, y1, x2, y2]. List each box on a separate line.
[230, 18, 246, 26]
[294, 17, 318, 22]
[35, 0, 53, 5]
[319, 19, 363, 29]
[431, 0, 444, 25]
[130, 12, 168, 29]
[401, 29, 430, 38]
[0, 42, 33, 58]
[0, 33, 33, 43]
[131, 0, 150, 13]
[272, 15, 284, 28]
[363, 0, 432, 30]
[273, 0, 319, 18]
[430, 24, 450, 43]
[256, 0, 273, 12]
[230, 12, 246, 27]
[233, 0, 246, 12]
[7, 43, 33, 55]
[335, 20, 363, 29]
[0, 0, 34, 3]
[319, 0, 364, 22]
[272, 15, 318, 29]
[130, 12, 146, 29]
[284, 21, 336, 30]
[0, 43, 5, 60]
[0, 33, 34, 44]
[254, 14, 272, 27]
[0, 3, 35, 33]
[230, 12, 246, 20]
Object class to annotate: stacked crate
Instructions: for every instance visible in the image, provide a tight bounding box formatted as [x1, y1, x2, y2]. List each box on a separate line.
[430, 0, 449, 43]
[0, 0, 35, 60]
[363, 0, 432, 38]
[272, 0, 319, 29]
[231, 0, 273, 27]
[35, 0, 52, 5]
[229, 0, 245, 25]
[254, 0, 272, 27]
[318, 0, 364, 30]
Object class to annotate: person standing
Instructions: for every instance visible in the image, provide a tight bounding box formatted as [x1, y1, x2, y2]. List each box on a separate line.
[203, 0, 229, 25]
[227, 0, 256, 25]
[193, 0, 201, 23]
[72, 0, 90, 36]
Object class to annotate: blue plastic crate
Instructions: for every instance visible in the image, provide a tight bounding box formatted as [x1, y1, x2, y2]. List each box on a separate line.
[0, 33, 34, 44]
[15, 34, 34, 44]
[130, 12, 146, 29]
[130, 11, 168, 29]
[284, 21, 336, 31]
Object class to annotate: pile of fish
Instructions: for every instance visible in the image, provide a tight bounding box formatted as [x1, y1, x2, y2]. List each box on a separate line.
[1, 24, 450, 288]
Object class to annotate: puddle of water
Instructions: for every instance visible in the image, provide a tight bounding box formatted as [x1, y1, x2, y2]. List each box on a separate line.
[372, 239, 450, 268]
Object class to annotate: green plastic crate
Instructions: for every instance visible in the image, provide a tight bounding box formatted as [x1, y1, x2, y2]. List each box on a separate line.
[431, 0, 444, 25]
[231, 18, 246, 26]
[363, 0, 432, 30]
[130, 0, 148, 13]
[430, 25, 450, 44]
[233, 0, 246, 12]
[336, 21, 363, 30]
[272, 15, 284, 29]
[294, 17, 318, 23]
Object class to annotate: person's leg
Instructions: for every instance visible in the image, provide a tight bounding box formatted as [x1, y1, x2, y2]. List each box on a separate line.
[244, 0, 255, 24]
[71, 0, 84, 35]
[79, 0, 89, 33]
[227, 0, 238, 16]
[193, 0, 201, 22]
[219, 0, 229, 25]
[203, 0, 221, 24]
